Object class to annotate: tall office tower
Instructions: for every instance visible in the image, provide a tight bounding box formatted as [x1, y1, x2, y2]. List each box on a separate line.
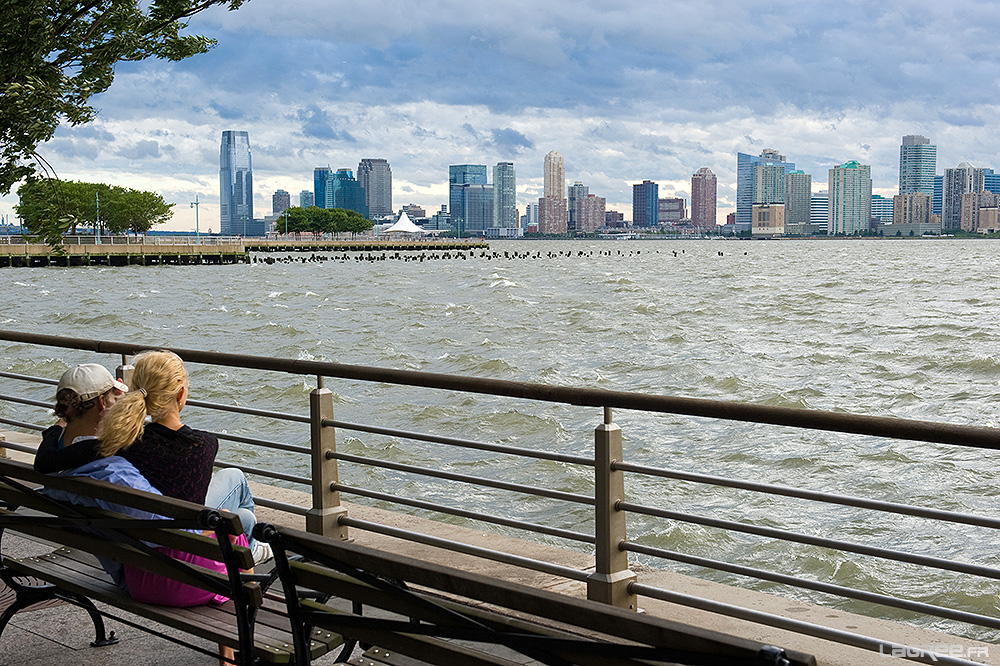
[736, 149, 794, 232]
[567, 181, 589, 233]
[784, 170, 812, 232]
[893, 194, 931, 225]
[538, 195, 567, 234]
[299, 190, 314, 208]
[828, 161, 872, 235]
[632, 180, 658, 227]
[314, 167, 331, 209]
[984, 168, 1000, 194]
[272, 190, 291, 216]
[357, 158, 392, 217]
[810, 191, 829, 232]
[690, 167, 717, 227]
[543, 151, 565, 198]
[898, 135, 936, 196]
[493, 162, 517, 228]
[942, 163, 985, 230]
[326, 169, 370, 217]
[870, 195, 893, 223]
[219, 130, 252, 235]
[658, 197, 686, 224]
[449, 165, 488, 235]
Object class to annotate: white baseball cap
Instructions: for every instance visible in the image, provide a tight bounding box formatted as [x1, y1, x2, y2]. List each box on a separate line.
[56, 364, 128, 401]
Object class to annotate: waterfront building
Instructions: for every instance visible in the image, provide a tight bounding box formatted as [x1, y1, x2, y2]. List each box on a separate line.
[538, 196, 568, 234]
[810, 190, 829, 233]
[578, 193, 606, 234]
[828, 161, 872, 235]
[521, 202, 538, 229]
[658, 197, 686, 225]
[299, 190, 314, 208]
[870, 194, 894, 224]
[543, 151, 565, 198]
[736, 149, 794, 233]
[402, 204, 426, 220]
[752, 203, 785, 237]
[326, 169, 369, 218]
[898, 135, 936, 196]
[219, 130, 252, 236]
[632, 180, 658, 227]
[449, 165, 489, 236]
[942, 163, 985, 231]
[424, 205, 451, 231]
[357, 158, 393, 217]
[784, 170, 812, 234]
[984, 168, 1000, 195]
[960, 191, 1000, 232]
[690, 168, 717, 228]
[567, 181, 588, 233]
[314, 167, 331, 209]
[493, 162, 517, 229]
[272, 190, 291, 216]
[893, 194, 931, 226]
[933, 176, 942, 216]
[753, 162, 786, 206]
[605, 210, 625, 228]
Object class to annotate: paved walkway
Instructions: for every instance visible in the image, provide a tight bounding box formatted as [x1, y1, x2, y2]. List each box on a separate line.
[0, 430, 996, 666]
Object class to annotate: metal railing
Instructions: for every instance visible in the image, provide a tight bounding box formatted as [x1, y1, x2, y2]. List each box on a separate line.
[0, 329, 997, 665]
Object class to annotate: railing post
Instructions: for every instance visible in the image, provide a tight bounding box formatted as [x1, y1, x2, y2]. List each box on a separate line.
[116, 354, 133, 388]
[587, 406, 637, 610]
[306, 376, 349, 539]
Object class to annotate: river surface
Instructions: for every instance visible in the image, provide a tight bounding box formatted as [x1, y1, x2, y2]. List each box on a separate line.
[3, 238, 1000, 639]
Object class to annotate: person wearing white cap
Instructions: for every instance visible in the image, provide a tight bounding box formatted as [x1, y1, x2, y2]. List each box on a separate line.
[34, 364, 129, 473]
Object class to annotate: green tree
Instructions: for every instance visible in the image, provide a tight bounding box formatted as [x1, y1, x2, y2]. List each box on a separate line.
[0, 0, 245, 195]
[278, 207, 374, 234]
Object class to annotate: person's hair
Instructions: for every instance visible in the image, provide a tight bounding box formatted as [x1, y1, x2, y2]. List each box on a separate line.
[53, 388, 103, 422]
[96, 350, 187, 457]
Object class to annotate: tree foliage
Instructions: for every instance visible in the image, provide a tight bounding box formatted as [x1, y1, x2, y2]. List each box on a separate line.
[0, 0, 246, 195]
[279, 207, 374, 234]
[16, 178, 174, 245]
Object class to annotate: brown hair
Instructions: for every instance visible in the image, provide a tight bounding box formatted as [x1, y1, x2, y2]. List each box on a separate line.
[53, 388, 103, 422]
[96, 350, 187, 457]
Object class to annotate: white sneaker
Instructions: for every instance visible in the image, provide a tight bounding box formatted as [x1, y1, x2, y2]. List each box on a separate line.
[252, 542, 273, 565]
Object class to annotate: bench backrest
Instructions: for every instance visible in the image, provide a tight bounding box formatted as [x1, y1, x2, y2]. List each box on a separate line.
[0, 456, 261, 607]
[256, 522, 816, 666]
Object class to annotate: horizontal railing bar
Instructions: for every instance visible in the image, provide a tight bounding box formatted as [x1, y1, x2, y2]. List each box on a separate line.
[254, 497, 309, 516]
[186, 398, 310, 424]
[630, 583, 982, 666]
[339, 516, 590, 583]
[328, 419, 595, 466]
[624, 541, 1000, 630]
[0, 417, 45, 433]
[0, 370, 57, 385]
[335, 483, 595, 544]
[4, 329, 999, 450]
[213, 459, 310, 486]
[0, 393, 52, 409]
[0, 440, 38, 455]
[214, 431, 311, 455]
[331, 451, 595, 506]
[620, 501, 1000, 580]
[616, 461, 1000, 530]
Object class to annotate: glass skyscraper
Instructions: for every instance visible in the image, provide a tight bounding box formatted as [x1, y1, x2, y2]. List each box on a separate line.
[449, 165, 489, 235]
[493, 162, 517, 229]
[357, 158, 392, 217]
[327, 169, 369, 218]
[898, 135, 936, 196]
[219, 130, 252, 236]
[736, 149, 794, 233]
[632, 180, 658, 227]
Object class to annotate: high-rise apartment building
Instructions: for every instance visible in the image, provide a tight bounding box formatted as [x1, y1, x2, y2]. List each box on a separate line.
[893, 194, 931, 226]
[567, 181, 588, 233]
[632, 180, 659, 227]
[942, 163, 985, 230]
[811, 191, 829, 232]
[299, 190, 314, 208]
[828, 161, 872, 235]
[899, 135, 936, 196]
[690, 167, 717, 228]
[272, 189, 291, 216]
[357, 158, 392, 217]
[578, 194, 605, 234]
[543, 151, 565, 198]
[314, 167, 331, 209]
[870, 195, 894, 224]
[784, 170, 812, 233]
[960, 191, 999, 232]
[736, 149, 794, 233]
[538, 196, 567, 234]
[753, 162, 786, 205]
[493, 162, 517, 229]
[658, 197, 686, 224]
[326, 169, 369, 217]
[219, 130, 252, 235]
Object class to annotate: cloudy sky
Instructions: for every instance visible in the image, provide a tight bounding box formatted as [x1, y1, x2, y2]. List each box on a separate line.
[4, 0, 999, 231]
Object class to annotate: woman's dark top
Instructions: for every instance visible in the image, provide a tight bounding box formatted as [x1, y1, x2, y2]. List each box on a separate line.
[33, 425, 101, 473]
[121, 422, 218, 504]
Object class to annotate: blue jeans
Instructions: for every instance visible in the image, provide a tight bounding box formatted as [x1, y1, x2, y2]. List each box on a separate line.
[205, 468, 257, 550]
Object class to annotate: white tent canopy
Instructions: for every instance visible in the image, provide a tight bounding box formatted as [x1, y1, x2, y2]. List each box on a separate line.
[383, 212, 425, 234]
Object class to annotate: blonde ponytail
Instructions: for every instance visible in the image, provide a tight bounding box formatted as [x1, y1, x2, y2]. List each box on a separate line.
[96, 350, 187, 457]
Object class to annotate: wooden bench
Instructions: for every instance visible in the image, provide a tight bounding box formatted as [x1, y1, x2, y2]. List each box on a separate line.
[0, 457, 347, 665]
[254, 522, 818, 666]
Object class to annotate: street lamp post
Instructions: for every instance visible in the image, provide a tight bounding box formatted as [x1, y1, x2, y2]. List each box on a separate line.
[284, 209, 289, 236]
[190, 195, 200, 244]
[95, 191, 101, 244]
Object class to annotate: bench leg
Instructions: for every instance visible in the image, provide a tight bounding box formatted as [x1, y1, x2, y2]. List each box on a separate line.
[61, 591, 120, 647]
[0, 568, 59, 641]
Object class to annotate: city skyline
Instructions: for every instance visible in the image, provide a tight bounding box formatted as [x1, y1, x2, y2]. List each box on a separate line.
[1, 2, 997, 231]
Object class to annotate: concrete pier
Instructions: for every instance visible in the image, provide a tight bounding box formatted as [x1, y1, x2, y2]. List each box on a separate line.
[0, 243, 248, 267]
